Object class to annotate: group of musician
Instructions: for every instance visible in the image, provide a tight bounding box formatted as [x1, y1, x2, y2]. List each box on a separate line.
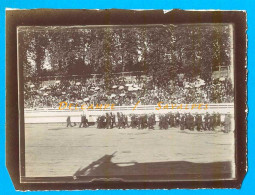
[158, 112, 231, 133]
[66, 111, 232, 133]
[96, 112, 157, 130]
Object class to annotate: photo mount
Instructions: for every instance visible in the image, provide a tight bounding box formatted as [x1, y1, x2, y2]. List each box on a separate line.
[6, 9, 247, 190]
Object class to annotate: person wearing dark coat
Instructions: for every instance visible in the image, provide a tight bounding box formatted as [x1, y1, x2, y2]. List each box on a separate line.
[124, 115, 129, 128]
[130, 114, 136, 128]
[175, 112, 180, 127]
[138, 115, 143, 129]
[159, 115, 163, 130]
[97, 115, 105, 129]
[209, 114, 215, 131]
[101, 115, 106, 128]
[224, 113, 231, 133]
[204, 112, 210, 131]
[117, 112, 122, 129]
[79, 114, 84, 128]
[163, 115, 169, 130]
[96, 116, 100, 128]
[195, 113, 203, 131]
[79, 115, 89, 128]
[106, 113, 111, 129]
[142, 114, 148, 129]
[169, 113, 175, 127]
[66, 116, 73, 127]
[216, 112, 221, 127]
[83, 115, 89, 127]
[212, 112, 217, 130]
[152, 114, 156, 126]
[110, 113, 116, 128]
[148, 114, 155, 129]
[121, 114, 126, 129]
[180, 114, 185, 130]
[188, 113, 194, 131]
[184, 114, 189, 129]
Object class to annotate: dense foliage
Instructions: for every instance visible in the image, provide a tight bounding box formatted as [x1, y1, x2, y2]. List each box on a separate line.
[19, 24, 231, 84]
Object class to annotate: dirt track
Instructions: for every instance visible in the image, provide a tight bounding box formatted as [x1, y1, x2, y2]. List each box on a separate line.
[24, 123, 235, 178]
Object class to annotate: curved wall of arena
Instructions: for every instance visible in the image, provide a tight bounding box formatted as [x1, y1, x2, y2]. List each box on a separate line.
[24, 103, 234, 124]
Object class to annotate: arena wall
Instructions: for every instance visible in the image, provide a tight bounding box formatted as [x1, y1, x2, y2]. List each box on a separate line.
[24, 103, 234, 124]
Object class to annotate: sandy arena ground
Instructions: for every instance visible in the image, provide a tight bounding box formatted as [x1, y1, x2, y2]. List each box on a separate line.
[24, 123, 235, 178]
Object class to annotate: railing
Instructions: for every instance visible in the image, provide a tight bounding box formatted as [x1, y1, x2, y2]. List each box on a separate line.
[25, 103, 234, 112]
[24, 103, 234, 124]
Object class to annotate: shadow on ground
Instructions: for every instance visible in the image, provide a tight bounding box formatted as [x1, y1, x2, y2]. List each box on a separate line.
[73, 152, 232, 181]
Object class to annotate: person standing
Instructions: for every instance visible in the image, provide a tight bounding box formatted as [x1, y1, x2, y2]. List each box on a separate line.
[212, 112, 217, 130]
[189, 113, 194, 131]
[101, 114, 106, 129]
[110, 112, 116, 128]
[79, 115, 83, 128]
[83, 115, 89, 127]
[175, 112, 180, 127]
[125, 115, 129, 128]
[159, 115, 163, 130]
[79, 114, 84, 128]
[117, 112, 121, 129]
[163, 114, 169, 130]
[224, 113, 231, 133]
[148, 114, 154, 130]
[184, 113, 188, 129]
[152, 113, 156, 126]
[66, 116, 73, 127]
[130, 114, 136, 128]
[169, 112, 175, 128]
[216, 112, 221, 127]
[106, 113, 111, 129]
[143, 114, 148, 129]
[204, 112, 210, 131]
[209, 113, 215, 131]
[196, 113, 202, 131]
[180, 114, 185, 130]
[138, 115, 143, 129]
[96, 116, 100, 128]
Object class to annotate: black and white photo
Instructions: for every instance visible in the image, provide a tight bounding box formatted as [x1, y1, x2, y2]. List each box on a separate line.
[18, 23, 236, 182]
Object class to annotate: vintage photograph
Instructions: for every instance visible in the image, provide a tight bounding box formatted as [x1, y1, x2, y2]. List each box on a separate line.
[18, 24, 235, 182]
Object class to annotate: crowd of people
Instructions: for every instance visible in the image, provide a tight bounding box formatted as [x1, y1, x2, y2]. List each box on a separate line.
[96, 112, 156, 129]
[24, 74, 234, 109]
[66, 112, 232, 133]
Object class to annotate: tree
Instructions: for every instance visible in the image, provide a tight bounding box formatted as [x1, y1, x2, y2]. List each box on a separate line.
[19, 25, 232, 81]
